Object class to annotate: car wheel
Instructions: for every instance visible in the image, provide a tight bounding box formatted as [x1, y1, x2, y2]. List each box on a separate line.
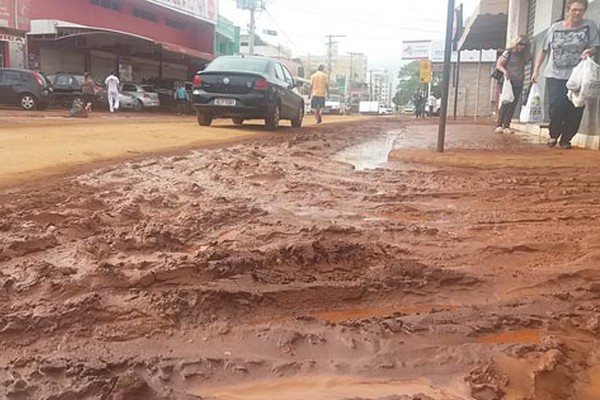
[232, 118, 244, 125]
[265, 103, 280, 130]
[291, 105, 304, 128]
[20, 94, 37, 111]
[133, 100, 143, 112]
[197, 113, 213, 126]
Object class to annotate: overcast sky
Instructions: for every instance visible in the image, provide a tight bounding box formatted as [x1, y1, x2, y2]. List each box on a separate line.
[219, 0, 480, 71]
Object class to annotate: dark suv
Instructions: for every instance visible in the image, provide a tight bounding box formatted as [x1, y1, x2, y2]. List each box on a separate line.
[0, 68, 52, 110]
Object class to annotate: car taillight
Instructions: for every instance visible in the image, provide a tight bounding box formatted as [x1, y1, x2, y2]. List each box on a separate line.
[33, 72, 45, 89]
[193, 75, 202, 87]
[143, 93, 150, 98]
[254, 78, 269, 90]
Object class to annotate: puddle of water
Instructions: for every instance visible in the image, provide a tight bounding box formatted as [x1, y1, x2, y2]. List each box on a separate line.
[196, 375, 469, 400]
[313, 304, 454, 323]
[477, 329, 542, 345]
[333, 130, 402, 170]
[367, 212, 433, 222]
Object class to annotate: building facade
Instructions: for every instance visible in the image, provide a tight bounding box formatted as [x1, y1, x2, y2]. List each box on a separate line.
[215, 15, 240, 56]
[0, 0, 31, 68]
[370, 70, 392, 106]
[27, 0, 218, 82]
[299, 52, 368, 97]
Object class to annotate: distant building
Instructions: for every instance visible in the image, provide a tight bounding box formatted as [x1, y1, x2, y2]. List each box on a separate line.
[370, 70, 392, 107]
[0, 0, 31, 68]
[240, 33, 292, 58]
[298, 51, 368, 97]
[215, 16, 240, 56]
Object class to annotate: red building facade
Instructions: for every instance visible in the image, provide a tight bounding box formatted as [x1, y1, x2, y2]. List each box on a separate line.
[0, 0, 31, 68]
[28, 0, 217, 81]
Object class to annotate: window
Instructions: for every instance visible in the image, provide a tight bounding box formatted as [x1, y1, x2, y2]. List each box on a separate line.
[133, 8, 157, 22]
[166, 18, 185, 30]
[281, 65, 294, 84]
[274, 63, 285, 81]
[90, 0, 121, 11]
[122, 84, 138, 92]
[205, 57, 270, 74]
[1, 70, 26, 84]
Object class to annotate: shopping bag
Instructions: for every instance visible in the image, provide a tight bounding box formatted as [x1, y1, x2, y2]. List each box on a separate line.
[568, 58, 600, 106]
[519, 83, 543, 123]
[500, 79, 514, 105]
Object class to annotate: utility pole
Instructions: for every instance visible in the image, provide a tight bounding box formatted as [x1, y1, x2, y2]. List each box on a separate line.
[237, 0, 264, 56]
[437, 0, 456, 153]
[325, 34, 345, 81]
[347, 52, 361, 99]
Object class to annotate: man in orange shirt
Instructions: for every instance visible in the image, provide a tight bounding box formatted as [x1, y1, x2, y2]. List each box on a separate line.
[310, 65, 329, 124]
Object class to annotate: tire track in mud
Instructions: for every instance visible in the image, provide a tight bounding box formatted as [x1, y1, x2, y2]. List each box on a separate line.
[0, 119, 599, 399]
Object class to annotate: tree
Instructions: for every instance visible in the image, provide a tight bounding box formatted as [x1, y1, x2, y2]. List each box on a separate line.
[396, 61, 442, 105]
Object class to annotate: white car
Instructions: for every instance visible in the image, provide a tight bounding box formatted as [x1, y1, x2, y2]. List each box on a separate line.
[323, 96, 345, 115]
[120, 82, 160, 110]
[118, 92, 141, 111]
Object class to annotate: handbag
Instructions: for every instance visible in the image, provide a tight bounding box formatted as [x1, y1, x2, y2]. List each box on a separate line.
[491, 51, 511, 83]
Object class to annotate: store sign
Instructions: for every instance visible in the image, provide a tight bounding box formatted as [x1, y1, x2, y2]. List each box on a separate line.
[419, 59, 432, 84]
[146, 0, 218, 23]
[0, 33, 25, 43]
[401, 41, 432, 60]
[0, 0, 30, 31]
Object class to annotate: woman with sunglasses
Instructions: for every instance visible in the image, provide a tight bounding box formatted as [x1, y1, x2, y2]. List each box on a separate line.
[495, 35, 532, 134]
[532, 0, 600, 149]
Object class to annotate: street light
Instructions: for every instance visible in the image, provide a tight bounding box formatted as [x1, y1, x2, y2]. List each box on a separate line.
[437, 0, 456, 153]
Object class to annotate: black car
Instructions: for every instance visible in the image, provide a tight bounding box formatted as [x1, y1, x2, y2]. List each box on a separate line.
[46, 73, 107, 109]
[0, 68, 52, 110]
[192, 55, 304, 129]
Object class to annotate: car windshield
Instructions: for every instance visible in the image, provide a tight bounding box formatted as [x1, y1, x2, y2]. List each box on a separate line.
[205, 57, 269, 73]
[141, 85, 157, 93]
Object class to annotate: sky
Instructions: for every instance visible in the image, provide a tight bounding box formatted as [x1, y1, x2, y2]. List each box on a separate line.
[218, 0, 480, 72]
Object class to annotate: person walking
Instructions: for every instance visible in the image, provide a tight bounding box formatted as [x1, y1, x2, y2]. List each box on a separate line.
[412, 91, 422, 118]
[105, 71, 120, 113]
[427, 93, 437, 117]
[494, 35, 532, 134]
[81, 72, 96, 113]
[173, 83, 189, 115]
[532, 0, 600, 148]
[310, 65, 328, 124]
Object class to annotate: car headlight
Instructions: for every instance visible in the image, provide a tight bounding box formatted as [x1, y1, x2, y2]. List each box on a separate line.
[193, 90, 201, 95]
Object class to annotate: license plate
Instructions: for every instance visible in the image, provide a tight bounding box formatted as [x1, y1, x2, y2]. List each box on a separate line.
[214, 98, 236, 106]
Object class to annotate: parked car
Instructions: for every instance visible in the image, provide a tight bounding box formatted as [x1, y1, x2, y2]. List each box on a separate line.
[0, 68, 52, 110]
[323, 95, 345, 115]
[118, 92, 140, 110]
[46, 72, 107, 109]
[120, 82, 160, 110]
[192, 55, 304, 129]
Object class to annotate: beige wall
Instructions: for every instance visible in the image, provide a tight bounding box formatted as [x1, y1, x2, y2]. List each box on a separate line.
[447, 62, 496, 117]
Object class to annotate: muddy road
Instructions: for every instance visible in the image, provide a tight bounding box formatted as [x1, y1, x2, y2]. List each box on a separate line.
[0, 117, 599, 399]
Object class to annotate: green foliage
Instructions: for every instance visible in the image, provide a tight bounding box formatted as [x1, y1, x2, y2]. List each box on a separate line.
[396, 61, 442, 104]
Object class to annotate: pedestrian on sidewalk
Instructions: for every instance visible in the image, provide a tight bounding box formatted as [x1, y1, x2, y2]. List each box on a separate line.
[105, 71, 120, 113]
[81, 72, 96, 113]
[310, 65, 329, 124]
[173, 83, 189, 115]
[427, 93, 437, 117]
[494, 35, 532, 134]
[412, 91, 423, 118]
[532, 0, 600, 149]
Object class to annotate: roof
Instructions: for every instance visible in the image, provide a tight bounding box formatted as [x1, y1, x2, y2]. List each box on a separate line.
[458, 0, 508, 51]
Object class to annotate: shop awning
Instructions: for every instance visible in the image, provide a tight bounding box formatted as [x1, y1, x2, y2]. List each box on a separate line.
[160, 42, 214, 61]
[458, 0, 508, 51]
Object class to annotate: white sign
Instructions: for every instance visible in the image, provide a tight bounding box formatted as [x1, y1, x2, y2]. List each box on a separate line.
[430, 40, 497, 63]
[401, 41, 432, 60]
[146, 0, 218, 23]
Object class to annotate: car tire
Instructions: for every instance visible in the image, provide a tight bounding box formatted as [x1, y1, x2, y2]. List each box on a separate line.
[291, 105, 304, 128]
[134, 100, 143, 112]
[197, 113, 213, 126]
[232, 118, 244, 125]
[265, 102, 280, 131]
[20, 93, 37, 111]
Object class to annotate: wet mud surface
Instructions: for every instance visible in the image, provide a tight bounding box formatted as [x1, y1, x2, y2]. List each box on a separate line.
[1, 118, 599, 399]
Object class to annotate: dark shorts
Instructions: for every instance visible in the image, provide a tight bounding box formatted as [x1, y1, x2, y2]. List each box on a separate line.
[83, 93, 95, 104]
[311, 96, 325, 109]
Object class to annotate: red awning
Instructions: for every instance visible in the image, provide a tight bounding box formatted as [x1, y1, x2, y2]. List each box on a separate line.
[160, 42, 214, 61]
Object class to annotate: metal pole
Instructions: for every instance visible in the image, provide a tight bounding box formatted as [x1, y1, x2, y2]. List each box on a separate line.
[437, 0, 456, 153]
[474, 49, 482, 120]
[453, 49, 461, 120]
[249, 7, 256, 55]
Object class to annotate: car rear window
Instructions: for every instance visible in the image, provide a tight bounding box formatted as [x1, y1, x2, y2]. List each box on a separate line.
[205, 57, 269, 73]
[141, 85, 157, 93]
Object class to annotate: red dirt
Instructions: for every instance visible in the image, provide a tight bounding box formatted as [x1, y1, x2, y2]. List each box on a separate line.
[0, 117, 599, 399]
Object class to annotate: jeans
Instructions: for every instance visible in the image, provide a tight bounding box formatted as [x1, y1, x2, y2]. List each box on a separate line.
[547, 78, 585, 145]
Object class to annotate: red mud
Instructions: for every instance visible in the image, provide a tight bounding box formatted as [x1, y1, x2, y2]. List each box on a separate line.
[0, 117, 599, 399]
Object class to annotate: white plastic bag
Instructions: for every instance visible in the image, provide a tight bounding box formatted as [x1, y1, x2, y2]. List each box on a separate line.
[520, 83, 543, 123]
[500, 79, 514, 105]
[568, 58, 600, 106]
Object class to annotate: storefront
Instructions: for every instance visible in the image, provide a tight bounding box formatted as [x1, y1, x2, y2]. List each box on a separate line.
[27, 0, 216, 82]
[0, 0, 31, 67]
